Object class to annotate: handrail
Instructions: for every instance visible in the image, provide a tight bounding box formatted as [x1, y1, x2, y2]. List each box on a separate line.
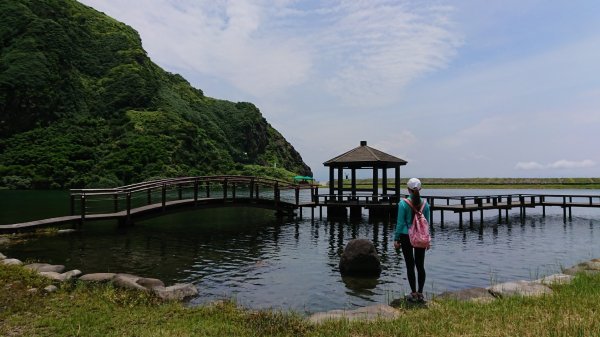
[70, 175, 318, 196]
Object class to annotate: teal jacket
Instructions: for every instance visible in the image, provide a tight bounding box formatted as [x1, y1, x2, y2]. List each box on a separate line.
[394, 195, 431, 241]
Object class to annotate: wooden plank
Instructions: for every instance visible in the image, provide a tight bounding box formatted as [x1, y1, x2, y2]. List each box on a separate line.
[0, 215, 80, 231]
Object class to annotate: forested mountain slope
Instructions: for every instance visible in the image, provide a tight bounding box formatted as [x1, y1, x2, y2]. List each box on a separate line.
[0, 0, 312, 188]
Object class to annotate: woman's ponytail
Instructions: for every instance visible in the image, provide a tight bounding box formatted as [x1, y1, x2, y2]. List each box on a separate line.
[412, 189, 422, 208]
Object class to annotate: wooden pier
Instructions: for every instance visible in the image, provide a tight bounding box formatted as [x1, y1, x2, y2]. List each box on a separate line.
[1, 175, 599, 233]
[296, 192, 600, 226]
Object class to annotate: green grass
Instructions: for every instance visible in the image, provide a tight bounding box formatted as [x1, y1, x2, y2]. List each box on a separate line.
[1, 263, 600, 336]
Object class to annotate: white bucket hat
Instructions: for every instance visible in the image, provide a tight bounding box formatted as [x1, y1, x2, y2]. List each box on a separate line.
[407, 178, 422, 190]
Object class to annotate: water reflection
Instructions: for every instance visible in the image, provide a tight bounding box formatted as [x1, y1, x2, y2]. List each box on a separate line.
[1, 189, 599, 313]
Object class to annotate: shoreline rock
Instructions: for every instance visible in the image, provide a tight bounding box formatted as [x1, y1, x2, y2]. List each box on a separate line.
[309, 304, 400, 324]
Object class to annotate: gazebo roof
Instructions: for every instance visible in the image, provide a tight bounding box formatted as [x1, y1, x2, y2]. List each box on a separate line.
[323, 141, 407, 167]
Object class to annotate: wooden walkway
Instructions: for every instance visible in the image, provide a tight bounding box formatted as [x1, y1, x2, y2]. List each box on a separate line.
[2, 176, 599, 233]
[0, 176, 317, 233]
[302, 193, 600, 225]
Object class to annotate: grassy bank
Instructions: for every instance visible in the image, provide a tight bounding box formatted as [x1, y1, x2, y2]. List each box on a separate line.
[330, 177, 600, 189]
[1, 264, 599, 336]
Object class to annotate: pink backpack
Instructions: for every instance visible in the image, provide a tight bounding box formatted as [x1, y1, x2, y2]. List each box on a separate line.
[403, 198, 431, 249]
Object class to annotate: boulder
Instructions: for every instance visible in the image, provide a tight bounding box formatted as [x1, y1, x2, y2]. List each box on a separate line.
[136, 277, 165, 290]
[436, 287, 496, 303]
[339, 239, 382, 277]
[39, 271, 67, 282]
[2, 258, 23, 266]
[25, 263, 66, 273]
[79, 273, 116, 283]
[488, 280, 552, 298]
[62, 269, 82, 280]
[0, 237, 9, 245]
[534, 273, 574, 285]
[563, 260, 600, 276]
[113, 274, 148, 291]
[0, 252, 6, 260]
[44, 285, 58, 293]
[153, 283, 198, 301]
[308, 304, 400, 324]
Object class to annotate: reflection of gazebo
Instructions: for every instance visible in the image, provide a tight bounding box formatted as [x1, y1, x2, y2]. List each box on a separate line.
[323, 141, 407, 217]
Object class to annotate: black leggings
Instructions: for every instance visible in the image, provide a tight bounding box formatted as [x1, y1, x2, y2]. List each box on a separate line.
[399, 234, 426, 293]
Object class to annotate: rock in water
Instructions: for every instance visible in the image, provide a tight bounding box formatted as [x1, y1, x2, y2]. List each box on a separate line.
[339, 239, 382, 277]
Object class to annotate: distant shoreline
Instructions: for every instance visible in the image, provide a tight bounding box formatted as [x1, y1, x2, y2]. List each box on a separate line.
[322, 177, 600, 190]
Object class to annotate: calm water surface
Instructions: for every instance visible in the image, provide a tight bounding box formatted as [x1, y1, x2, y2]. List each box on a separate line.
[1, 189, 599, 313]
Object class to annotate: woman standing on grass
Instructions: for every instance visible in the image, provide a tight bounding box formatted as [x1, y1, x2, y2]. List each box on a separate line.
[394, 178, 431, 303]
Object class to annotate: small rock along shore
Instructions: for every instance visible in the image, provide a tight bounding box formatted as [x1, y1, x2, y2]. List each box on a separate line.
[1, 248, 598, 323]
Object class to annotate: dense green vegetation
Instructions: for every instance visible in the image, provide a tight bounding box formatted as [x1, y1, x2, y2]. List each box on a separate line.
[0, 0, 311, 189]
[1, 262, 599, 336]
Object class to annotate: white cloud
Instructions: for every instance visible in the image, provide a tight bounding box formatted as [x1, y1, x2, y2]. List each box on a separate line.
[547, 159, 596, 169]
[514, 161, 545, 170]
[515, 160, 596, 170]
[79, 0, 461, 103]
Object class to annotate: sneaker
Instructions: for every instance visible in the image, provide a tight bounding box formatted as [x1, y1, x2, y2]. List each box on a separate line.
[405, 292, 419, 303]
[416, 293, 426, 303]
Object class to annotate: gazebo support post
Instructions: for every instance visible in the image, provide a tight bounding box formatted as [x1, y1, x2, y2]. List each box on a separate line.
[351, 168, 356, 199]
[372, 167, 379, 202]
[382, 166, 388, 198]
[395, 167, 401, 202]
[329, 166, 335, 201]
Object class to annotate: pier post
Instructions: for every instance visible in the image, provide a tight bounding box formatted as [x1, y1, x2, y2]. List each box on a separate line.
[562, 196, 567, 222]
[178, 185, 182, 200]
[70, 195, 75, 215]
[542, 196, 545, 217]
[440, 210, 444, 226]
[194, 180, 198, 204]
[80, 195, 86, 223]
[162, 184, 166, 210]
[429, 198, 434, 223]
[206, 181, 211, 198]
[232, 182, 236, 201]
[250, 178, 255, 199]
[480, 209, 483, 226]
[459, 212, 463, 228]
[147, 189, 152, 205]
[469, 211, 474, 228]
[295, 187, 300, 206]
[569, 197, 572, 220]
[126, 192, 131, 223]
[113, 194, 118, 213]
[223, 179, 228, 200]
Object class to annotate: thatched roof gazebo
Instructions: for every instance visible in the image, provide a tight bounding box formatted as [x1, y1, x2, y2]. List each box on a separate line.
[323, 141, 407, 203]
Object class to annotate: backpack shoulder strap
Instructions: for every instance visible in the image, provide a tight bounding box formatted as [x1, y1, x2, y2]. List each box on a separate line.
[403, 198, 419, 213]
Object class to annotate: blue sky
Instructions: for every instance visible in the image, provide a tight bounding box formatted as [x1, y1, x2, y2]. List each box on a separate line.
[80, 0, 600, 180]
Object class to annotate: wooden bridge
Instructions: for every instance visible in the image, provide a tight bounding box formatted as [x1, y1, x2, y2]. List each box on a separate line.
[0, 176, 319, 233]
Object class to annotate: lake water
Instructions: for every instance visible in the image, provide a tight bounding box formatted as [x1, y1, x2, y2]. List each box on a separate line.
[1, 189, 599, 314]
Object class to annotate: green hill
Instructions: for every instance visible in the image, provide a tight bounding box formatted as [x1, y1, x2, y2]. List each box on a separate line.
[0, 0, 312, 189]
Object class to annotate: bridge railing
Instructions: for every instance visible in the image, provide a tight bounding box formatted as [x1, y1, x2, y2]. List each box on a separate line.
[69, 175, 319, 217]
